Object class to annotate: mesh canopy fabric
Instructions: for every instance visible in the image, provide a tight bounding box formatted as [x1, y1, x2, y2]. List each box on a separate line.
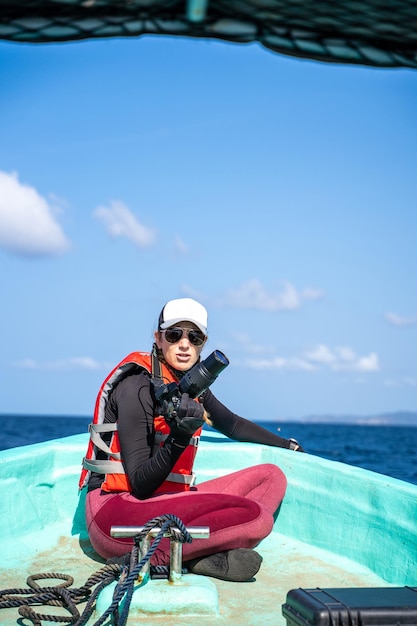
[0, 0, 416, 68]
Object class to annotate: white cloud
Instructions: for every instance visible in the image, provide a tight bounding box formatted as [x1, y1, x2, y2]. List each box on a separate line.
[94, 200, 156, 248]
[334, 347, 356, 363]
[180, 285, 207, 302]
[385, 312, 417, 327]
[355, 353, 379, 372]
[179, 280, 323, 314]
[310, 345, 380, 372]
[293, 357, 318, 371]
[235, 337, 379, 374]
[219, 279, 323, 311]
[0, 171, 70, 257]
[243, 356, 287, 370]
[305, 344, 336, 365]
[14, 357, 111, 371]
[384, 376, 417, 388]
[233, 333, 272, 355]
[174, 236, 189, 255]
[241, 355, 316, 371]
[305, 345, 360, 368]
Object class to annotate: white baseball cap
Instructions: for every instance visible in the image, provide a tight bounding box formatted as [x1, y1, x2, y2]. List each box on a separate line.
[158, 298, 208, 335]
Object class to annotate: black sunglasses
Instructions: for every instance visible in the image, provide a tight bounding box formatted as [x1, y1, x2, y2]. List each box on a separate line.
[161, 327, 206, 346]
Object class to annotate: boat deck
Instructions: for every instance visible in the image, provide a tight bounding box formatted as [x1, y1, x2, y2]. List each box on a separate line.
[0, 525, 386, 625]
[1, 431, 415, 625]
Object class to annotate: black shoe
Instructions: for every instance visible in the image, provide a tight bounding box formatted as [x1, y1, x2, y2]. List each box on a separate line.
[188, 548, 262, 582]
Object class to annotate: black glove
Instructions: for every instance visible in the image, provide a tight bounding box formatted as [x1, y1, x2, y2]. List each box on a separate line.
[168, 393, 205, 436]
[288, 438, 305, 452]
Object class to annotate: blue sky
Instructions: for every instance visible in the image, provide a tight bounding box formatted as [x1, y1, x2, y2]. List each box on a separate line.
[0, 35, 416, 420]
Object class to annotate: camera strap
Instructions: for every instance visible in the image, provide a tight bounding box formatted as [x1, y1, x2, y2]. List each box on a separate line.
[151, 344, 163, 381]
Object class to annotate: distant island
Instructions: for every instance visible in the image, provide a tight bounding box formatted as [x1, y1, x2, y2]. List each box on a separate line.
[280, 411, 417, 426]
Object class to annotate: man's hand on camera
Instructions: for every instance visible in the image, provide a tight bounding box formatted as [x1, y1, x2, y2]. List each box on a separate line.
[169, 393, 205, 436]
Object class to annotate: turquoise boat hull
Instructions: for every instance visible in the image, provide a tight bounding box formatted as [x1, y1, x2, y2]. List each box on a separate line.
[1, 430, 416, 624]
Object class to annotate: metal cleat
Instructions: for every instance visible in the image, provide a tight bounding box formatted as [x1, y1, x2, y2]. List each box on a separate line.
[111, 525, 210, 583]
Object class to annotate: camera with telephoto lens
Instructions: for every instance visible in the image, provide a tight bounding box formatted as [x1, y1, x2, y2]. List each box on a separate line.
[152, 350, 229, 424]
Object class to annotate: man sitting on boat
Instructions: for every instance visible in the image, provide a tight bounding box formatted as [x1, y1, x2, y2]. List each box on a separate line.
[79, 297, 304, 582]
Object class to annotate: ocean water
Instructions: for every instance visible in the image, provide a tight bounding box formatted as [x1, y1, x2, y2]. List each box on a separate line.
[1, 414, 417, 486]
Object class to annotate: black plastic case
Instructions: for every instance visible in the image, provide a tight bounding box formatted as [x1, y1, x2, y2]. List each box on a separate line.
[282, 587, 417, 626]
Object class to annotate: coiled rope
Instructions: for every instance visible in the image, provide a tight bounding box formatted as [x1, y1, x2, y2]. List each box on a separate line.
[0, 514, 192, 626]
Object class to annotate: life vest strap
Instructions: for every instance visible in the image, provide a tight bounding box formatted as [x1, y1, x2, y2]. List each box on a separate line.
[167, 471, 196, 485]
[88, 422, 121, 460]
[154, 431, 200, 448]
[82, 458, 195, 485]
[82, 457, 125, 474]
[85, 423, 198, 483]
[90, 423, 200, 450]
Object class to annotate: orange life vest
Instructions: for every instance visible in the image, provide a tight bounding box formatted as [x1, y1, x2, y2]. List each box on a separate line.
[79, 351, 203, 495]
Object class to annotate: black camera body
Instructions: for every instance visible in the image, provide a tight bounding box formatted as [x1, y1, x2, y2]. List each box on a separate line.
[152, 350, 229, 423]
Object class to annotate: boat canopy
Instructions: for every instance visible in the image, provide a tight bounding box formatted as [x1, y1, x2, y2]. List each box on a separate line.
[0, 0, 416, 69]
